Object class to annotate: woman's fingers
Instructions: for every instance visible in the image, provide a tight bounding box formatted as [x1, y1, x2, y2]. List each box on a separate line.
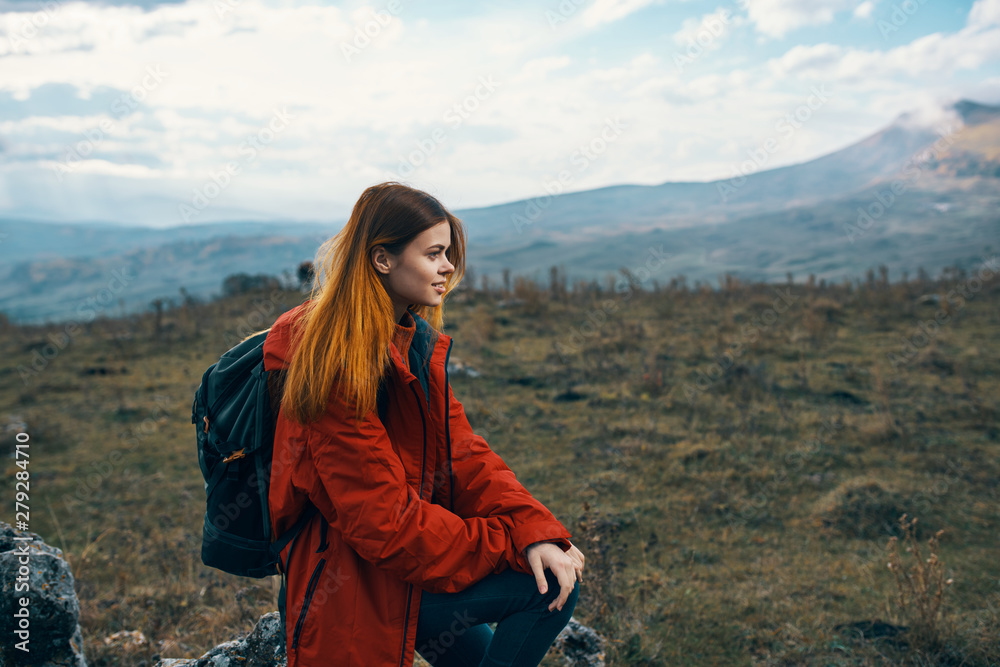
[548, 563, 577, 612]
[530, 563, 549, 596]
[525, 544, 549, 595]
[526, 542, 583, 612]
[566, 544, 586, 582]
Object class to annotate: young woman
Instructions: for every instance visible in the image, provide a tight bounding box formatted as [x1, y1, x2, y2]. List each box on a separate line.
[263, 182, 585, 666]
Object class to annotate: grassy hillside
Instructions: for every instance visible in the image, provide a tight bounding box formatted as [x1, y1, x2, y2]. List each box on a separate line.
[2, 265, 999, 666]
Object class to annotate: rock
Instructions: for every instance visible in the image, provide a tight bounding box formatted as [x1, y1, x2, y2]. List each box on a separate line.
[3, 415, 29, 440]
[446, 356, 481, 378]
[0, 521, 87, 666]
[153, 612, 285, 667]
[159, 613, 606, 667]
[552, 617, 606, 667]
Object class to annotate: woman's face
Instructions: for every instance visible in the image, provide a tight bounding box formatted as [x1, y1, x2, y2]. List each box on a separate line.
[374, 220, 455, 321]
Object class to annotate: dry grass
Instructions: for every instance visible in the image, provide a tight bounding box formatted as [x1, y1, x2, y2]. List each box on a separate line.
[886, 515, 953, 646]
[2, 270, 999, 666]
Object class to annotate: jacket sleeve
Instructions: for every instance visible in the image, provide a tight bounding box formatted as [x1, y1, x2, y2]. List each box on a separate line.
[304, 391, 533, 594]
[446, 383, 573, 574]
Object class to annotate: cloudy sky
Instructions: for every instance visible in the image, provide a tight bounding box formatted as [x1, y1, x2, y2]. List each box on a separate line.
[0, 0, 997, 226]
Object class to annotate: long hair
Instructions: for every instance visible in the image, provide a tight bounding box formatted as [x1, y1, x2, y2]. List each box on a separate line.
[281, 182, 466, 426]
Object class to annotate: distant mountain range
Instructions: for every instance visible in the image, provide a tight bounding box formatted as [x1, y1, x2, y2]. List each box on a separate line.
[2, 100, 998, 324]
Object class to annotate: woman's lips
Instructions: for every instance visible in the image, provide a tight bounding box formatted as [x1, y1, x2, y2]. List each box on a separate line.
[433, 284, 445, 293]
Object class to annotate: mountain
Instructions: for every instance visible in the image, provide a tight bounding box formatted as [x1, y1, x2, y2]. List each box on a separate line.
[2, 99, 998, 324]
[459, 99, 998, 278]
[456, 104, 967, 242]
[0, 219, 332, 265]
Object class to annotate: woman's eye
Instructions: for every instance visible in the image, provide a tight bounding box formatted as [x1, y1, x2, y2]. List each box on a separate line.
[430, 252, 439, 258]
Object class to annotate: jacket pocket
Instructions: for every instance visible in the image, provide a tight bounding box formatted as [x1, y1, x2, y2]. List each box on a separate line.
[291, 557, 326, 651]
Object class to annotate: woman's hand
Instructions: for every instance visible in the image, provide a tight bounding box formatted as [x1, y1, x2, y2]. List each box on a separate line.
[524, 541, 585, 612]
[565, 542, 585, 580]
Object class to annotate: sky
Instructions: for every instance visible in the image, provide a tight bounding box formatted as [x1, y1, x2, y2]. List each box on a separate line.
[0, 0, 997, 226]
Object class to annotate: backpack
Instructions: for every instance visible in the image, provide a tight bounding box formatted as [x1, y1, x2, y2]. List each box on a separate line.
[192, 329, 391, 579]
[191, 330, 316, 579]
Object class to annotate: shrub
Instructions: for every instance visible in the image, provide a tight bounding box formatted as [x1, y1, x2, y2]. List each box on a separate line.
[886, 514, 954, 647]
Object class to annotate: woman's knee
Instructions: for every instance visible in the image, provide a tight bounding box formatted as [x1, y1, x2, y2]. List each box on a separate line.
[542, 573, 579, 618]
[559, 580, 580, 619]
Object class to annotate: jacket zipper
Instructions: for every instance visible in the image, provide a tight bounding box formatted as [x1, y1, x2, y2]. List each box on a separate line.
[291, 557, 326, 651]
[443, 339, 454, 511]
[398, 584, 413, 667]
[398, 381, 429, 666]
[408, 382, 429, 501]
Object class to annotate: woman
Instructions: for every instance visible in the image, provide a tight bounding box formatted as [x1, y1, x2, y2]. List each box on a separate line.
[263, 182, 585, 666]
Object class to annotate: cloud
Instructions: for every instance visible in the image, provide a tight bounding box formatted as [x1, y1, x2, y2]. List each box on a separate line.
[893, 100, 963, 131]
[672, 8, 735, 48]
[746, 0, 867, 39]
[519, 55, 572, 79]
[768, 43, 843, 79]
[0, 0, 184, 9]
[969, 0, 1000, 28]
[767, 1, 1000, 84]
[0, 0, 997, 224]
[579, 0, 657, 28]
[853, 1, 875, 19]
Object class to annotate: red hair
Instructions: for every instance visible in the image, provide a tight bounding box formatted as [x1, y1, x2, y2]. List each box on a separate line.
[281, 182, 466, 426]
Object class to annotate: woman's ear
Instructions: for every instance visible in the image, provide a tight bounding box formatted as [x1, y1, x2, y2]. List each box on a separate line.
[371, 245, 392, 276]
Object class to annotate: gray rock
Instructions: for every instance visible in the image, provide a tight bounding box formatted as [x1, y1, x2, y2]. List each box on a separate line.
[158, 612, 606, 667]
[153, 612, 285, 667]
[0, 521, 86, 667]
[446, 356, 481, 378]
[552, 617, 606, 667]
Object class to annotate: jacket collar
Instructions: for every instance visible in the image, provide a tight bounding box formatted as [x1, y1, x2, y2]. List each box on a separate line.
[392, 306, 447, 410]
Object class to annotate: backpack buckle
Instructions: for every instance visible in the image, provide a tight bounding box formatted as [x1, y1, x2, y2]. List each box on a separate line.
[223, 448, 246, 463]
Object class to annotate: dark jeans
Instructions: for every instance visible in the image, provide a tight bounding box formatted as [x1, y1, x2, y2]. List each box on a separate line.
[415, 568, 580, 667]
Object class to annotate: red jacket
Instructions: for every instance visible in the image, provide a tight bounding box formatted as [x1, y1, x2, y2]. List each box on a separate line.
[263, 302, 573, 667]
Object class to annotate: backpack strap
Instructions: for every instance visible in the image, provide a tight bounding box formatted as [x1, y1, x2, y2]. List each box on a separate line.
[272, 502, 319, 561]
[275, 501, 319, 647]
